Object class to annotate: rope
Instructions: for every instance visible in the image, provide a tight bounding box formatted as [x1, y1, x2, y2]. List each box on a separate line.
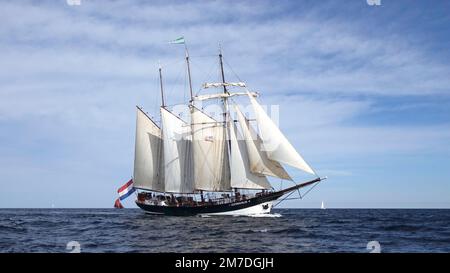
[189, 54, 217, 58]
[273, 190, 296, 208]
[192, 60, 218, 96]
[223, 57, 244, 83]
[273, 180, 322, 208]
[301, 179, 321, 198]
[166, 63, 185, 105]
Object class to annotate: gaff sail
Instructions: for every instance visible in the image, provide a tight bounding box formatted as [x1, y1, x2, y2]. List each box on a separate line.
[190, 106, 231, 191]
[133, 107, 164, 192]
[160, 107, 195, 193]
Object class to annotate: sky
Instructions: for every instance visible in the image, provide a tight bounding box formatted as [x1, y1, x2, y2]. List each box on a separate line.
[0, 0, 449, 208]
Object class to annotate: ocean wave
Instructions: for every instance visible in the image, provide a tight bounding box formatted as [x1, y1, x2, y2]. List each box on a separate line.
[0, 224, 27, 233]
[2, 208, 450, 253]
[382, 224, 425, 232]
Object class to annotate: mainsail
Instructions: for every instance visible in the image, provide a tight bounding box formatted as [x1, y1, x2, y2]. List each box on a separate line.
[248, 93, 316, 175]
[160, 107, 195, 193]
[190, 106, 231, 191]
[234, 105, 292, 180]
[133, 107, 164, 192]
[229, 119, 272, 189]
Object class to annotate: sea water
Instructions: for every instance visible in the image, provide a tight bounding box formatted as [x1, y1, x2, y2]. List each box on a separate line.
[1, 208, 449, 253]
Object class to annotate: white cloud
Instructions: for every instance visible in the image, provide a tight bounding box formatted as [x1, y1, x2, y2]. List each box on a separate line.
[1, 1, 449, 207]
[1, 1, 450, 98]
[1, 1, 448, 147]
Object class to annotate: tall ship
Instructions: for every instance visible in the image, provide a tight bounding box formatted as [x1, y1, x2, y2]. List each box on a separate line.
[133, 39, 325, 216]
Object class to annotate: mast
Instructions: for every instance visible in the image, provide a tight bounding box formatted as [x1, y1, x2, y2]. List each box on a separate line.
[158, 63, 166, 196]
[184, 41, 199, 199]
[219, 45, 228, 95]
[219, 45, 234, 193]
[159, 63, 166, 108]
[168, 37, 193, 104]
[185, 44, 194, 104]
[218, 46, 229, 122]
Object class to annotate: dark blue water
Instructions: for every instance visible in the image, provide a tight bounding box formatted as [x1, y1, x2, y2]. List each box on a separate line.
[1, 209, 449, 253]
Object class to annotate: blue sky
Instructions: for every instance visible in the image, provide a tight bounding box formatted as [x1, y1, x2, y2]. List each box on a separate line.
[1, 0, 449, 208]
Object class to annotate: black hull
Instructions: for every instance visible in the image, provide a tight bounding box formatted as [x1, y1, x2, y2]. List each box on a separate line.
[135, 177, 323, 216]
[136, 191, 283, 216]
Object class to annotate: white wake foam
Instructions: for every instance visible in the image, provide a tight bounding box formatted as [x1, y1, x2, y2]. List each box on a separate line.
[246, 213, 282, 218]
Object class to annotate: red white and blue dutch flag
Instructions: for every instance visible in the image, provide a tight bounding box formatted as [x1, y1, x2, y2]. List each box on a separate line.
[118, 179, 135, 201]
[114, 179, 135, 208]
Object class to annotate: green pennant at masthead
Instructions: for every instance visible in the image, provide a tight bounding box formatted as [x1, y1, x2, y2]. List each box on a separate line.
[169, 37, 185, 44]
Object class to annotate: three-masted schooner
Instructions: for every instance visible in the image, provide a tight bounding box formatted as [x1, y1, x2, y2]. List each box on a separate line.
[133, 41, 325, 216]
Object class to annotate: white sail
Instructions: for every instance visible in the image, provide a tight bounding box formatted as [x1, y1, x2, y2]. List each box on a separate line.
[160, 107, 194, 193]
[248, 93, 316, 175]
[191, 106, 231, 191]
[133, 107, 164, 192]
[229, 119, 272, 189]
[234, 105, 292, 180]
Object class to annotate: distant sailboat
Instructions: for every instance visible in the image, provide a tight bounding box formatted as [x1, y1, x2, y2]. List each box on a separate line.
[321, 201, 326, 209]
